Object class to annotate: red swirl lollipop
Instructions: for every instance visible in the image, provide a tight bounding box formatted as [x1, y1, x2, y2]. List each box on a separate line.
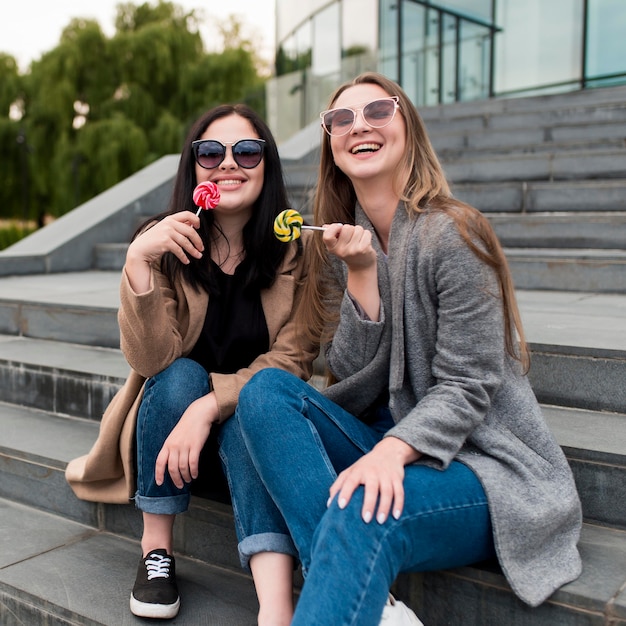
[193, 181, 220, 216]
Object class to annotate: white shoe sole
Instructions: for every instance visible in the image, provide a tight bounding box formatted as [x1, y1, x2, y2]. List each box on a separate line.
[130, 594, 180, 619]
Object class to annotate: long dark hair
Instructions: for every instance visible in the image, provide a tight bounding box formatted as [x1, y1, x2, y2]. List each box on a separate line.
[134, 104, 291, 292]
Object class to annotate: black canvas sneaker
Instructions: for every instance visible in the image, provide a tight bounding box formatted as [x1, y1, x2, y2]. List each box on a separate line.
[130, 549, 180, 619]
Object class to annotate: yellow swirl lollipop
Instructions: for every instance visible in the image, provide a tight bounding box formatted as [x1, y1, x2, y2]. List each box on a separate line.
[273, 209, 326, 242]
[274, 209, 303, 242]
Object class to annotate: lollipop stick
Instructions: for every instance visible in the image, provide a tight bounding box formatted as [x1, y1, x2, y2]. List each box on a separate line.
[195, 208, 202, 217]
[302, 225, 326, 231]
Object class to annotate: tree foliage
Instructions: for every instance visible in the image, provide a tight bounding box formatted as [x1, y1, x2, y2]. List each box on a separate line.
[0, 1, 267, 221]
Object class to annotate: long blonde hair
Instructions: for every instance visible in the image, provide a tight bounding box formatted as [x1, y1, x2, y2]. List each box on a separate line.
[299, 72, 529, 372]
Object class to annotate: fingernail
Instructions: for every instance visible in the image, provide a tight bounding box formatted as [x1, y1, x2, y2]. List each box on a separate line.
[338, 498, 347, 509]
[326, 496, 332, 508]
[377, 512, 387, 524]
[393, 509, 401, 520]
[363, 511, 372, 523]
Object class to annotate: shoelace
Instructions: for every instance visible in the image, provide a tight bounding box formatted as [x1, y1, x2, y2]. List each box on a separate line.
[145, 553, 172, 581]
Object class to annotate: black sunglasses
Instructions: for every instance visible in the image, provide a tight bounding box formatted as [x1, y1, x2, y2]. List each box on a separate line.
[192, 138, 266, 169]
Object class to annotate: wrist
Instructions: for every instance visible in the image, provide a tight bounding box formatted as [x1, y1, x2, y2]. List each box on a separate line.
[381, 435, 421, 464]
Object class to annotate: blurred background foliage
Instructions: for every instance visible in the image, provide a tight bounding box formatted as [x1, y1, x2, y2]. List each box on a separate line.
[0, 0, 267, 235]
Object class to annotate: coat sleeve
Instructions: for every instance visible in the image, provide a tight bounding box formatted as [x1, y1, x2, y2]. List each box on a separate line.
[118, 264, 195, 379]
[323, 253, 387, 382]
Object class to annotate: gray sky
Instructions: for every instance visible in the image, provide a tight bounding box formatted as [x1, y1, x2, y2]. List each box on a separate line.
[1, 0, 275, 71]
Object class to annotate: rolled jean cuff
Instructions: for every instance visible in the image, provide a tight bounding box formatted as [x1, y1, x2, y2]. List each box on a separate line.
[134, 492, 190, 515]
[238, 532, 299, 571]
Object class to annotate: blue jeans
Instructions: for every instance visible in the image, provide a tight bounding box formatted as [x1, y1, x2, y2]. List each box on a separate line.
[135, 358, 210, 514]
[224, 368, 496, 626]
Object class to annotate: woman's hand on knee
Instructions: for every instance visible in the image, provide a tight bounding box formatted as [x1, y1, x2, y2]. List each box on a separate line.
[155, 392, 219, 488]
[328, 437, 420, 524]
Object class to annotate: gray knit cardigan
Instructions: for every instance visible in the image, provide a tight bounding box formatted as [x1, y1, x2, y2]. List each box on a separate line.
[322, 202, 582, 607]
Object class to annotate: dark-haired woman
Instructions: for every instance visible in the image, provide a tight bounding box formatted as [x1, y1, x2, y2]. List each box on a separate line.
[65, 104, 316, 621]
[226, 73, 583, 625]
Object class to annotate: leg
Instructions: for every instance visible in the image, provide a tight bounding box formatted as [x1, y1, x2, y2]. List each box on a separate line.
[250, 552, 295, 626]
[135, 357, 211, 546]
[292, 461, 495, 626]
[132, 358, 210, 618]
[235, 368, 385, 573]
[219, 412, 299, 626]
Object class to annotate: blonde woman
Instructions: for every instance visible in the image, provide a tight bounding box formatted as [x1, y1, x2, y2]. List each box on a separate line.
[222, 73, 582, 625]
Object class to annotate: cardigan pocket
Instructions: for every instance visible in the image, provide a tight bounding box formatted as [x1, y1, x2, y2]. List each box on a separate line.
[490, 421, 556, 480]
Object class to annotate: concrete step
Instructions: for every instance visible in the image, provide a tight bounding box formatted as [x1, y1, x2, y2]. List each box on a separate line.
[1, 277, 626, 413]
[423, 100, 626, 135]
[94, 242, 129, 271]
[0, 498, 258, 626]
[518, 290, 626, 414]
[0, 302, 624, 420]
[1, 385, 625, 535]
[542, 404, 626, 531]
[1, 405, 625, 625]
[432, 122, 626, 157]
[402, 522, 626, 626]
[489, 212, 626, 249]
[2, 496, 625, 626]
[0, 335, 126, 419]
[419, 83, 626, 127]
[0, 270, 121, 348]
[506, 247, 626, 293]
[0, 401, 242, 572]
[443, 148, 626, 184]
[283, 169, 626, 215]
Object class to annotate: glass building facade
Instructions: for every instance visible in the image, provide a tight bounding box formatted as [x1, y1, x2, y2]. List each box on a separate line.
[268, 0, 626, 143]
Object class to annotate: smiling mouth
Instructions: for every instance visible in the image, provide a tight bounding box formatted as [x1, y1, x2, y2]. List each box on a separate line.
[216, 179, 244, 186]
[351, 143, 382, 155]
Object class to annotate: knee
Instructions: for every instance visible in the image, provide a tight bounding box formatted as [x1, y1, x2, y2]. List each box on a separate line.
[317, 489, 358, 531]
[159, 357, 206, 383]
[147, 358, 209, 411]
[310, 489, 395, 567]
[238, 368, 299, 412]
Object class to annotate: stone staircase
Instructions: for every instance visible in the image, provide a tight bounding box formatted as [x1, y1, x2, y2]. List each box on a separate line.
[283, 83, 626, 295]
[1, 85, 626, 625]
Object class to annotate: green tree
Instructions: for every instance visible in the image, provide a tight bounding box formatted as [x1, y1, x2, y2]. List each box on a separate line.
[0, 54, 26, 221]
[2, 1, 267, 221]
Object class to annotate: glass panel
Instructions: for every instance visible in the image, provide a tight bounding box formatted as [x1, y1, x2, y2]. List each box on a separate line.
[276, 22, 312, 76]
[494, 0, 583, 95]
[441, 13, 458, 103]
[431, 0, 493, 22]
[401, 1, 427, 104]
[267, 71, 306, 143]
[458, 20, 491, 100]
[586, 0, 626, 81]
[312, 2, 341, 76]
[380, 0, 399, 81]
[276, 34, 298, 76]
[424, 8, 441, 105]
[276, 0, 334, 42]
[342, 0, 378, 58]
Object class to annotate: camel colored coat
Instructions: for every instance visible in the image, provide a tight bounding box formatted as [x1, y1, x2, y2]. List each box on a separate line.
[66, 237, 315, 504]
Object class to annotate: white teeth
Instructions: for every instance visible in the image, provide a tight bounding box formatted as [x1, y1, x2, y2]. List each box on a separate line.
[351, 143, 381, 154]
[217, 180, 243, 186]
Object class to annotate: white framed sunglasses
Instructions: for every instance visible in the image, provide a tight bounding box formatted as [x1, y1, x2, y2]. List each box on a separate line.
[320, 96, 400, 137]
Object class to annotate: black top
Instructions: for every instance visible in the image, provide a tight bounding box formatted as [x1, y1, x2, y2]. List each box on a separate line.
[188, 259, 269, 375]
